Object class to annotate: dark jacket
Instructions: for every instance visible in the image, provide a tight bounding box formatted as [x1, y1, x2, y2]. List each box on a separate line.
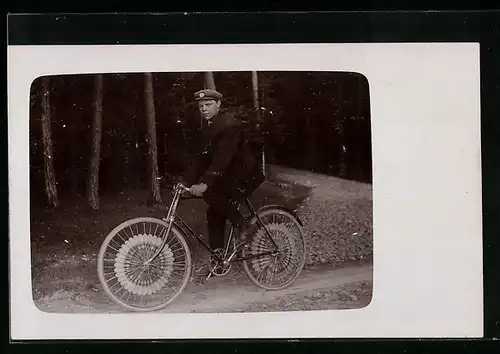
[182, 111, 265, 196]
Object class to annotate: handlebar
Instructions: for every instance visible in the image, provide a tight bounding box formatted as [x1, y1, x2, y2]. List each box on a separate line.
[176, 183, 191, 192]
[174, 182, 202, 199]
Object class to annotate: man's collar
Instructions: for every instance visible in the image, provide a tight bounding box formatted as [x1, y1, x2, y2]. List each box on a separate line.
[207, 111, 221, 126]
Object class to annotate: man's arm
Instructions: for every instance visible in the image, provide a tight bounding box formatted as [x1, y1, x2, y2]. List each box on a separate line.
[199, 127, 241, 188]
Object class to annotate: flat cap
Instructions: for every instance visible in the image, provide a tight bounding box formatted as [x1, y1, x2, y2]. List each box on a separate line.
[194, 89, 223, 101]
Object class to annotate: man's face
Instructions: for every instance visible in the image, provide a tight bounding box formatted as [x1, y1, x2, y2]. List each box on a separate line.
[197, 99, 221, 121]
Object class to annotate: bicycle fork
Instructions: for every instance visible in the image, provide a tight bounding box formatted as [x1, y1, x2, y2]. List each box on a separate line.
[145, 189, 181, 265]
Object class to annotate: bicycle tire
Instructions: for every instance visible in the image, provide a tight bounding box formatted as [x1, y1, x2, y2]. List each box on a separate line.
[242, 207, 307, 291]
[97, 217, 192, 312]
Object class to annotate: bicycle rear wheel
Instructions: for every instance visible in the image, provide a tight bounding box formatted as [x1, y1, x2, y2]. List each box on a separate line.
[242, 207, 306, 290]
[97, 217, 192, 312]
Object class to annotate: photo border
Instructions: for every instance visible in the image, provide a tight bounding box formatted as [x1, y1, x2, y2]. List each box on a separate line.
[6, 9, 500, 353]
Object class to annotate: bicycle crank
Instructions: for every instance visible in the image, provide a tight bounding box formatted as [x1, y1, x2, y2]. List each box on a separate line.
[209, 248, 231, 277]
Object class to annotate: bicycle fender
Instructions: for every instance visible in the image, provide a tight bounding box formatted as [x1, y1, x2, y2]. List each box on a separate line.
[252, 204, 304, 227]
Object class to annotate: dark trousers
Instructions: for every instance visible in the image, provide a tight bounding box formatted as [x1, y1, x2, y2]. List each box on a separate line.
[203, 186, 248, 250]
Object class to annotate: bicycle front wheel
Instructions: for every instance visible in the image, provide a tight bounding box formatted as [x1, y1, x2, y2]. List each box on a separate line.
[242, 207, 307, 290]
[97, 217, 192, 312]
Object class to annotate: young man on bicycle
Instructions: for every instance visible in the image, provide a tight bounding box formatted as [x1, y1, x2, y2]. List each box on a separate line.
[181, 88, 266, 253]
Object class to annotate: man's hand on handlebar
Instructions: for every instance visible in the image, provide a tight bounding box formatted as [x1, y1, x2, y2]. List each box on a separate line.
[176, 181, 206, 198]
[189, 183, 208, 197]
[177, 185, 189, 197]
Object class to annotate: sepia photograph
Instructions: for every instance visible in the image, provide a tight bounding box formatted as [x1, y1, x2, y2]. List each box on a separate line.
[29, 70, 373, 313]
[9, 41, 483, 339]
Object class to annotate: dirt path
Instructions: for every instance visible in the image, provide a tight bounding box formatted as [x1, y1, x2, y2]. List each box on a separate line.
[34, 261, 372, 313]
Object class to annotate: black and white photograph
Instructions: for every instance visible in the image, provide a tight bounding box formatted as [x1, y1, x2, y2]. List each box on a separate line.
[29, 70, 373, 313]
[8, 42, 483, 340]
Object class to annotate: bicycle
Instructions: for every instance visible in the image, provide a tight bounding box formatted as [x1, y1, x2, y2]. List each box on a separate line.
[97, 182, 307, 312]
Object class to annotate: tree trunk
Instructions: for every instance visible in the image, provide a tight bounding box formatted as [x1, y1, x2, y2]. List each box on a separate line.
[204, 72, 216, 90]
[337, 82, 347, 178]
[68, 78, 80, 197]
[356, 75, 364, 180]
[40, 76, 59, 207]
[87, 74, 104, 210]
[144, 72, 163, 205]
[338, 119, 346, 177]
[251, 71, 266, 177]
[252, 71, 261, 120]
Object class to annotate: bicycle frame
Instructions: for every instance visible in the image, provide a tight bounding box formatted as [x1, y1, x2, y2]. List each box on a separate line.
[146, 183, 279, 265]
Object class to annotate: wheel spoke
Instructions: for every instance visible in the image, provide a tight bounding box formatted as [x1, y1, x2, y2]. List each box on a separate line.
[242, 209, 306, 290]
[98, 218, 192, 312]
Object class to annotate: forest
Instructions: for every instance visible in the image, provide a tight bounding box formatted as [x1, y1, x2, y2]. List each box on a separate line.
[29, 70, 372, 209]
